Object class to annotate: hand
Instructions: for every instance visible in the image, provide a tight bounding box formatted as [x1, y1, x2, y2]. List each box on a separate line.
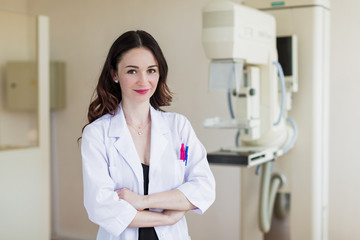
[163, 210, 187, 225]
[116, 188, 145, 211]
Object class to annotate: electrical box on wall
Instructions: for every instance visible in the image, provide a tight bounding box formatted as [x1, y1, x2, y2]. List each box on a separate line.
[5, 62, 38, 111]
[5, 61, 66, 111]
[49, 62, 66, 109]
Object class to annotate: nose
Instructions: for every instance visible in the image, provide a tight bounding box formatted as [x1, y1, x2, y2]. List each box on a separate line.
[138, 72, 147, 85]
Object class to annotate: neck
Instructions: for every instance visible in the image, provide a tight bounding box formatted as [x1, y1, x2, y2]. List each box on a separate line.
[121, 100, 151, 126]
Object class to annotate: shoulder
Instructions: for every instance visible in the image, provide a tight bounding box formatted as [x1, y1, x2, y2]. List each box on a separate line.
[82, 113, 112, 138]
[157, 109, 190, 126]
[153, 109, 194, 136]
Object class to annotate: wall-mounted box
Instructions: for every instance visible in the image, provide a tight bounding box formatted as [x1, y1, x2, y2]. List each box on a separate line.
[49, 62, 66, 109]
[5, 62, 37, 111]
[5, 61, 66, 110]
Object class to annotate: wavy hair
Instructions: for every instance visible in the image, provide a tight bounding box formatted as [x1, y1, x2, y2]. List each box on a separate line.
[83, 30, 172, 130]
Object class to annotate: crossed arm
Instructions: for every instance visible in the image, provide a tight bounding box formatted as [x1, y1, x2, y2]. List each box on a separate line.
[116, 188, 196, 228]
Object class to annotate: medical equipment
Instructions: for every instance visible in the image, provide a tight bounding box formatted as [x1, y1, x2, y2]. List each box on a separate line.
[201, 0, 298, 233]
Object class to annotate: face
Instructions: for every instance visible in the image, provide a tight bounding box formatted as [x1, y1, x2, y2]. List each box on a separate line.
[114, 47, 159, 105]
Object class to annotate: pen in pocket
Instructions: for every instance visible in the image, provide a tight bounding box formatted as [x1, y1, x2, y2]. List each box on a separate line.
[180, 143, 189, 165]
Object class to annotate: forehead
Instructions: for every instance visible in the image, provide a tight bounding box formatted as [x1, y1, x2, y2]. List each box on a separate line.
[119, 47, 157, 66]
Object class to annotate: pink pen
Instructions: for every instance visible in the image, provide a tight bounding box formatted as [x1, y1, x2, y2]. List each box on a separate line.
[180, 143, 185, 161]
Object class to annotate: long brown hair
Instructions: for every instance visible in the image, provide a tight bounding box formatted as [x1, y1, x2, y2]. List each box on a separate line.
[83, 30, 172, 131]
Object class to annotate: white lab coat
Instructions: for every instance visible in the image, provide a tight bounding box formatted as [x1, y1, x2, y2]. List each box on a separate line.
[81, 104, 216, 240]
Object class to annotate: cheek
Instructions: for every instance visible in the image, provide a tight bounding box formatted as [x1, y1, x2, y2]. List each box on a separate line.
[119, 76, 134, 88]
[150, 75, 160, 87]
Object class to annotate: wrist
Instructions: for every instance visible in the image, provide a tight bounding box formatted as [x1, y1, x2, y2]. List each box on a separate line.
[162, 210, 175, 225]
[142, 194, 150, 210]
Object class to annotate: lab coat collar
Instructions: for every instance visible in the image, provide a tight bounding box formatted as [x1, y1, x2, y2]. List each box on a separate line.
[109, 103, 170, 189]
[149, 106, 170, 171]
[110, 105, 143, 186]
[108, 104, 128, 138]
[108, 104, 170, 137]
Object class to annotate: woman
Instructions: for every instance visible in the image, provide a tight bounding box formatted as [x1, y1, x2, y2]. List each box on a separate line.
[81, 30, 215, 240]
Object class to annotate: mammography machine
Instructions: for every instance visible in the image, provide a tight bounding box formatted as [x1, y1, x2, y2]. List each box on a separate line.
[201, 0, 330, 239]
[202, 0, 298, 233]
[202, 0, 297, 166]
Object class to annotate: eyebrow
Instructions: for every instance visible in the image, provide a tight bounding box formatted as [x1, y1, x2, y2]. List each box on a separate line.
[125, 65, 139, 69]
[125, 65, 158, 68]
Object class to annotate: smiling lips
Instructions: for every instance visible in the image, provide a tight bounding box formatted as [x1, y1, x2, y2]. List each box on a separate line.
[134, 89, 149, 95]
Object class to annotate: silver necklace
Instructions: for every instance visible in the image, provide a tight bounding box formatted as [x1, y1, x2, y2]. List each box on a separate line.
[127, 120, 150, 135]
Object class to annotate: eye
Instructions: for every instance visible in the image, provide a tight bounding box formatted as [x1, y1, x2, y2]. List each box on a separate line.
[148, 68, 157, 74]
[127, 69, 136, 74]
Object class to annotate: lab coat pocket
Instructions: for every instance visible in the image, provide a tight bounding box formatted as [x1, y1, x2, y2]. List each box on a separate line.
[176, 158, 187, 169]
[176, 148, 188, 174]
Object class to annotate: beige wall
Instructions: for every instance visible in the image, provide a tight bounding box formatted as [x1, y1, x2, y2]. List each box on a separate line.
[0, 0, 27, 12]
[328, 0, 360, 239]
[1, 0, 360, 239]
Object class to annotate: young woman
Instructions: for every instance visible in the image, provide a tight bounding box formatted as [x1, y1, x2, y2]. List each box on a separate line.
[81, 30, 215, 240]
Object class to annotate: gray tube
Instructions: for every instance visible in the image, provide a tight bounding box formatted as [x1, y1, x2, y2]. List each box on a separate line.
[259, 161, 284, 233]
[227, 88, 241, 146]
[227, 88, 235, 119]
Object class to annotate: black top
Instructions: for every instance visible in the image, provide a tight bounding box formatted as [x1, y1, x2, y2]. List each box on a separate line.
[139, 164, 159, 240]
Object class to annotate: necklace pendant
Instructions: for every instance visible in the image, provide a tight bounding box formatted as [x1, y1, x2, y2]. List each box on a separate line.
[138, 131, 142, 135]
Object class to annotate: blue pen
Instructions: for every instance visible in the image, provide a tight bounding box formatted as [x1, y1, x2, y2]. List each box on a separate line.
[185, 146, 189, 166]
